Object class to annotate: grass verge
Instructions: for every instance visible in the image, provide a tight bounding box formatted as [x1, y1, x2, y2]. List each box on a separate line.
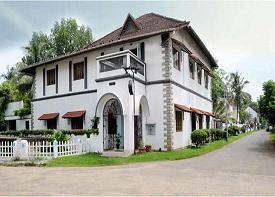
[270, 131, 275, 142]
[46, 131, 255, 167]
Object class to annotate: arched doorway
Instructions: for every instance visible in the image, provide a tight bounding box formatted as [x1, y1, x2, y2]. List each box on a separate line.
[103, 98, 124, 150]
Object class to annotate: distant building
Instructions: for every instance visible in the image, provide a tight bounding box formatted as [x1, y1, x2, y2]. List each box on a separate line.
[4, 101, 31, 131]
[245, 106, 259, 128]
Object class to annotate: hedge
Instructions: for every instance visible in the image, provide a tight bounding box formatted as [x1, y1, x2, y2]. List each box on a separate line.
[0, 128, 99, 137]
[191, 129, 208, 147]
[227, 125, 240, 136]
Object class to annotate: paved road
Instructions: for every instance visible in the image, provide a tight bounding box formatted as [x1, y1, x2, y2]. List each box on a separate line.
[1, 130, 275, 196]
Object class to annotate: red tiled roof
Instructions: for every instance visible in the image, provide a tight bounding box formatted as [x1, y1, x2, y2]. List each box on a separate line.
[38, 113, 59, 120]
[87, 13, 189, 49]
[175, 104, 192, 113]
[190, 107, 205, 115]
[190, 107, 214, 117]
[62, 111, 86, 118]
[20, 12, 217, 74]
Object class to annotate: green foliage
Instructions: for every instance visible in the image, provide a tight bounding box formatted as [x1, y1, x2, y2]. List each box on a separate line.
[22, 32, 53, 65]
[229, 72, 249, 122]
[227, 125, 240, 136]
[0, 129, 99, 137]
[0, 17, 94, 129]
[209, 128, 223, 141]
[47, 132, 255, 167]
[212, 69, 225, 117]
[258, 80, 275, 126]
[22, 19, 93, 65]
[191, 129, 208, 147]
[51, 130, 70, 142]
[51, 18, 93, 56]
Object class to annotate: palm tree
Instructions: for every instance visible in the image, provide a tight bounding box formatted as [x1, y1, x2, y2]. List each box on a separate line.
[230, 72, 249, 123]
[22, 32, 53, 65]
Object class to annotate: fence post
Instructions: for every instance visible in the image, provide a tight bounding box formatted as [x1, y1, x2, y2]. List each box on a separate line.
[77, 139, 83, 154]
[13, 138, 22, 159]
[53, 140, 58, 158]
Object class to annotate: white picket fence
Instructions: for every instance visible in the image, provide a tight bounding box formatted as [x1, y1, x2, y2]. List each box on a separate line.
[0, 141, 14, 160]
[0, 134, 92, 161]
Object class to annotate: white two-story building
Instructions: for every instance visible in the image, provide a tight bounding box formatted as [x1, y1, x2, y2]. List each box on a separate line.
[21, 13, 218, 153]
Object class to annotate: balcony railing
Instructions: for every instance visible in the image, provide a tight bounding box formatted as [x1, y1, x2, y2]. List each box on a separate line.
[97, 50, 145, 76]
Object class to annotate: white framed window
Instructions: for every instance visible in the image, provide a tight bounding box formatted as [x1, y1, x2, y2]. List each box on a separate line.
[175, 110, 183, 132]
[173, 47, 180, 70]
[146, 124, 156, 135]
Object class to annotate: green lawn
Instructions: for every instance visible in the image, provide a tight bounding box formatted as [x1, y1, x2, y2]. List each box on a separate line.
[270, 131, 275, 142]
[46, 131, 255, 167]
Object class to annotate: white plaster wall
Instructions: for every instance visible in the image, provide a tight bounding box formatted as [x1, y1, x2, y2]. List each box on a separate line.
[4, 101, 23, 117]
[33, 93, 96, 129]
[144, 84, 164, 150]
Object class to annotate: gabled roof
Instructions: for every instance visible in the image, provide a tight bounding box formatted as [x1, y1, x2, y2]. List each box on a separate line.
[119, 13, 140, 36]
[86, 12, 188, 49]
[21, 12, 217, 74]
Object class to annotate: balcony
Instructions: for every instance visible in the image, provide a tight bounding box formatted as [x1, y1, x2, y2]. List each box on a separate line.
[96, 50, 146, 81]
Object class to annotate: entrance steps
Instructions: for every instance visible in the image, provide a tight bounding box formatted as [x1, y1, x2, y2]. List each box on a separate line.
[102, 150, 132, 157]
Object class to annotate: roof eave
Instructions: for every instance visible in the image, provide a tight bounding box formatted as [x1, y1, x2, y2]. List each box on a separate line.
[20, 27, 181, 74]
[186, 26, 218, 68]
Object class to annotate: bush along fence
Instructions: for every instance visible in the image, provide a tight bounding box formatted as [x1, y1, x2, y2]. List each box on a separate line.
[0, 134, 93, 161]
[191, 125, 249, 147]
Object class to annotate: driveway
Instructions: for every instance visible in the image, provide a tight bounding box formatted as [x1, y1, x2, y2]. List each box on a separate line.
[0, 130, 275, 196]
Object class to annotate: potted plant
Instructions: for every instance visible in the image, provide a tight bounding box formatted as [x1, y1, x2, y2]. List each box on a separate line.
[145, 145, 151, 152]
[115, 134, 121, 150]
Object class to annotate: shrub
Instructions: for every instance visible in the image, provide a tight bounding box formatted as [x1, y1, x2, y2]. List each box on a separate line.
[0, 128, 99, 137]
[227, 125, 240, 136]
[51, 130, 70, 142]
[191, 129, 208, 147]
[209, 128, 223, 141]
[241, 126, 246, 133]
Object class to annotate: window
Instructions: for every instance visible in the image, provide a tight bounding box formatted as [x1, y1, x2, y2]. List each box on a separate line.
[140, 42, 145, 61]
[25, 121, 30, 130]
[198, 115, 203, 129]
[130, 56, 144, 75]
[120, 47, 123, 51]
[73, 62, 84, 80]
[173, 47, 180, 70]
[71, 117, 83, 129]
[205, 73, 209, 89]
[8, 120, 16, 130]
[197, 65, 202, 84]
[101, 52, 104, 56]
[206, 116, 210, 129]
[47, 119, 57, 129]
[100, 55, 127, 72]
[130, 48, 137, 56]
[189, 59, 195, 79]
[146, 124, 156, 135]
[175, 110, 183, 132]
[47, 69, 55, 85]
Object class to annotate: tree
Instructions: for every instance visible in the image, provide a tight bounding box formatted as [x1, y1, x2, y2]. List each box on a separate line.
[212, 69, 226, 112]
[258, 80, 275, 126]
[229, 72, 249, 123]
[22, 32, 53, 65]
[51, 18, 93, 56]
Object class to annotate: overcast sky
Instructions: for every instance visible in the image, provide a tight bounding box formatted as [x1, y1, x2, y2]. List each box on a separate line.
[0, 1, 274, 101]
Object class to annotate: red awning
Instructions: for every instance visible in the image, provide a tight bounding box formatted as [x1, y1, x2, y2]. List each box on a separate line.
[175, 104, 192, 113]
[38, 113, 59, 120]
[190, 107, 205, 115]
[62, 110, 86, 118]
[190, 107, 215, 117]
